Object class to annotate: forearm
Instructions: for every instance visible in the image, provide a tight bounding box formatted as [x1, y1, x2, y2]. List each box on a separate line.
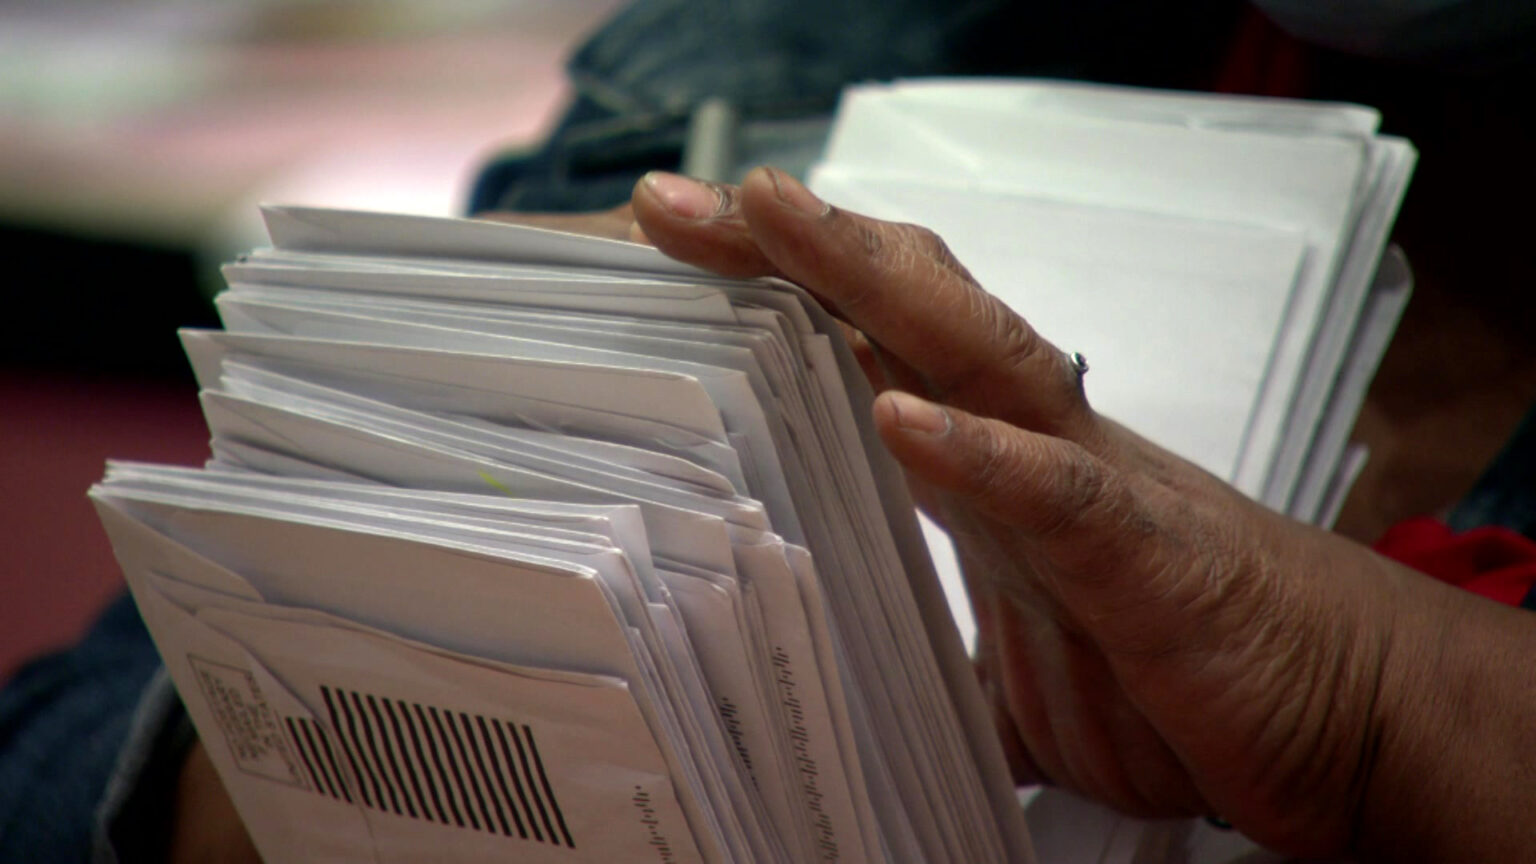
[1356, 562, 1536, 861]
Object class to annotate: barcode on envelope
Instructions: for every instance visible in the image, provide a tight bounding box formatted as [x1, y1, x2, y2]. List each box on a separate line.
[282, 685, 576, 848]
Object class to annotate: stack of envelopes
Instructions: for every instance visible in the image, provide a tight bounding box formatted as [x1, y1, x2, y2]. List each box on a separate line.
[91, 81, 1418, 864]
[810, 79, 1416, 527]
[91, 205, 1037, 864]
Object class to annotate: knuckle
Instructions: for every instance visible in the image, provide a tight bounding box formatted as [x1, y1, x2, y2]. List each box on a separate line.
[889, 221, 965, 274]
[961, 420, 1118, 545]
[929, 294, 1043, 404]
[918, 229, 976, 282]
[889, 222, 978, 282]
[871, 220, 947, 272]
[969, 421, 1017, 492]
[824, 215, 888, 314]
[996, 442, 1124, 551]
[899, 222, 944, 256]
[990, 305, 1046, 379]
[837, 219, 954, 314]
[847, 214, 886, 259]
[1034, 445, 1114, 540]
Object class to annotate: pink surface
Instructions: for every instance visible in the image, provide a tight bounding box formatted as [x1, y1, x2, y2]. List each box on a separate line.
[0, 3, 623, 683]
[0, 369, 209, 682]
[0, 2, 621, 236]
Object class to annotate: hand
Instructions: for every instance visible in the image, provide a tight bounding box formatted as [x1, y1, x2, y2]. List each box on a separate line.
[626, 167, 1536, 861]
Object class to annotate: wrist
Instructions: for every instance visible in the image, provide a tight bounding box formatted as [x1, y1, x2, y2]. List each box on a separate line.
[1350, 558, 1536, 862]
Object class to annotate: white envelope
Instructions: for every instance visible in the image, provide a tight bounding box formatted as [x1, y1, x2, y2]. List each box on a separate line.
[93, 495, 714, 864]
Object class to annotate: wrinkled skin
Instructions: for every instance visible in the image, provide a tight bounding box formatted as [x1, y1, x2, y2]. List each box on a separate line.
[610, 167, 1536, 862]
[602, 167, 1389, 855]
[171, 169, 1536, 864]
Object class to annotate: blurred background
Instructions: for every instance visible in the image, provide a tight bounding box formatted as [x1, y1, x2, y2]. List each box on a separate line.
[0, 0, 620, 682]
[3, 0, 1533, 688]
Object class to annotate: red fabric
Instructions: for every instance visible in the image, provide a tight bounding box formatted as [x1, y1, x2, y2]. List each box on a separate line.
[1212, 9, 1312, 99]
[1373, 517, 1536, 607]
[0, 369, 208, 684]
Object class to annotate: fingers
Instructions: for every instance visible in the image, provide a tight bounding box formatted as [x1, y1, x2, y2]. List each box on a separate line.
[634, 167, 1098, 441]
[973, 583, 1071, 789]
[736, 167, 1096, 440]
[637, 171, 937, 399]
[975, 634, 1053, 787]
[874, 389, 1241, 660]
[873, 390, 1131, 566]
[632, 172, 783, 278]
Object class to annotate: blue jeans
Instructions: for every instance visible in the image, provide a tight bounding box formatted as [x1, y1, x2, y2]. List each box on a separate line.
[0, 595, 177, 862]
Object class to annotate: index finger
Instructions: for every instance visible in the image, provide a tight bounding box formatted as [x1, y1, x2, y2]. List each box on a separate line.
[735, 166, 1096, 440]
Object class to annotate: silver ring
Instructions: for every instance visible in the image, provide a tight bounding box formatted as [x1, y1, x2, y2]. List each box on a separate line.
[1068, 351, 1089, 378]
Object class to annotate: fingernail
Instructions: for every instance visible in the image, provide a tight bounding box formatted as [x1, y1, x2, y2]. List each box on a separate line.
[887, 391, 950, 436]
[643, 171, 723, 219]
[765, 166, 830, 217]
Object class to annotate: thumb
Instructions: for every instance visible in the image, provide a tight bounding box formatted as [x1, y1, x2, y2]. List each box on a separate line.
[872, 389, 1196, 654]
[873, 390, 1133, 563]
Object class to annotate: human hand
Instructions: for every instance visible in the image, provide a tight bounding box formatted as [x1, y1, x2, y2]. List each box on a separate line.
[625, 166, 1536, 861]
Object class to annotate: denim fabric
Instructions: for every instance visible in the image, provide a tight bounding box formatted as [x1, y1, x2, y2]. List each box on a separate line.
[1450, 405, 1536, 540]
[0, 594, 167, 862]
[468, 0, 1245, 214]
[472, 0, 1048, 212]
